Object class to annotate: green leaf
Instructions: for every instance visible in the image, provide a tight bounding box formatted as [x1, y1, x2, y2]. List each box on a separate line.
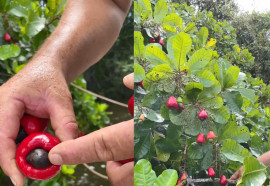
[237, 156, 266, 186]
[145, 44, 170, 65]
[185, 82, 203, 101]
[135, 131, 151, 159]
[167, 32, 192, 70]
[134, 159, 157, 186]
[8, 3, 28, 18]
[234, 88, 256, 103]
[61, 165, 76, 175]
[14, 64, 25, 73]
[221, 139, 251, 163]
[210, 106, 230, 124]
[142, 92, 158, 106]
[183, 22, 195, 33]
[162, 13, 182, 30]
[188, 143, 204, 159]
[134, 63, 145, 82]
[188, 49, 212, 73]
[201, 145, 214, 170]
[134, 2, 143, 24]
[197, 27, 208, 47]
[155, 138, 181, 153]
[154, 0, 168, 22]
[219, 122, 250, 143]
[200, 96, 223, 109]
[169, 106, 197, 127]
[0, 45, 21, 60]
[156, 147, 170, 162]
[134, 31, 145, 57]
[223, 91, 243, 113]
[154, 169, 178, 186]
[223, 66, 240, 88]
[160, 103, 170, 120]
[137, 0, 152, 19]
[25, 10, 46, 37]
[197, 70, 216, 87]
[142, 107, 164, 123]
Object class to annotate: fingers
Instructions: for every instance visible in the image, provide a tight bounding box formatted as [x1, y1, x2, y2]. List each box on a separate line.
[106, 161, 134, 186]
[47, 90, 78, 141]
[49, 119, 134, 165]
[230, 167, 243, 180]
[0, 100, 25, 186]
[123, 73, 134, 90]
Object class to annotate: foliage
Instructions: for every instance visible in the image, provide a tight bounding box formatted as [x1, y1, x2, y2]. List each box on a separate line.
[232, 12, 270, 83]
[0, 0, 110, 185]
[134, 0, 270, 185]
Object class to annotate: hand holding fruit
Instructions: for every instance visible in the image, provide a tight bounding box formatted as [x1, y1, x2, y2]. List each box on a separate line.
[0, 58, 78, 186]
[48, 73, 134, 186]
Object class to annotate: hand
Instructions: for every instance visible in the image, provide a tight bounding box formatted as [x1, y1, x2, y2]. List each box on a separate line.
[0, 57, 78, 186]
[230, 166, 243, 180]
[48, 73, 134, 185]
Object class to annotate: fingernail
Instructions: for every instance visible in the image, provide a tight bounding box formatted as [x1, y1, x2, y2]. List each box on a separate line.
[50, 154, 63, 165]
[11, 178, 16, 186]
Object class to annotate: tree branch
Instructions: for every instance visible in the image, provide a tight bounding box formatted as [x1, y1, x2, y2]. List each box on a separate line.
[187, 178, 238, 185]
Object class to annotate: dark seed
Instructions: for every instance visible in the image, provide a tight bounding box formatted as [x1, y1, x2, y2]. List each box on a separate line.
[15, 127, 28, 144]
[26, 148, 52, 169]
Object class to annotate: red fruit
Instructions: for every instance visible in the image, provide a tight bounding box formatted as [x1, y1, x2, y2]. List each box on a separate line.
[138, 81, 144, 88]
[78, 132, 84, 137]
[149, 38, 156, 43]
[267, 101, 270, 104]
[16, 133, 61, 180]
[118, 158, 134, 164]
[159, 39, 164, 45]
[182, 103, 185, 110]
[128, 95, 134, 117]
[219, 175, 228, 185]
[207, 131, 215, 140]
[167, 96, 180, 110]
[4, 33, 11, 42]
[208, 167, 216, 177]
[20, 114, 49, 135]
[196, 133, 205, 143]
[198, 110, 208, 121]
[180, 173, 187, 180]
[176, 179, 184, 185]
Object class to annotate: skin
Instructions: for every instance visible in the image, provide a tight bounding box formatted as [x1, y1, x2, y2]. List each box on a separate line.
[0, 0, 131, 185]
[231, 151, 270, 180]
[49, 73, 134, 186]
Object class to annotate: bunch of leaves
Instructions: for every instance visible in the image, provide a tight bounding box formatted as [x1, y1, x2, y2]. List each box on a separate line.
[134, 0, 270, 185]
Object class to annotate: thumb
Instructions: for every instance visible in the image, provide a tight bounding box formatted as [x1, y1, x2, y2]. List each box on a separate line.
[48, 91, 78, 141]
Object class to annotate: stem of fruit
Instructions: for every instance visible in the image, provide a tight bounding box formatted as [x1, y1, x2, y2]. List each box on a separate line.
[183, 144, 187, 171]
[215, 143, 218, 170]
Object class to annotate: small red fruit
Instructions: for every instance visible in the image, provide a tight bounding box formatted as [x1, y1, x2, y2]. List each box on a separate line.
[198, 110, 208, 121]
[208, 167, 216, 177]
[196, 133, 205, 143]
[16, 133, 61, 180]
[219, 175, 228, 185]
[4, 33, 11, 42]
[159, 39, 164, 45]
[167, 96, 180, 110]
[266, 101, 270, 104]
[118, 158, 134, 164]
[139, 114, 145, 121]
[207, 131, 215, 140]
[175, 179, 184, 186]
[78, 132, 84, 137]
[180, 173, 187, 180]
[128, 95, 134, 117]
[20, 114, 49, 135]
[149, 38, 156, 43]
[138, 81, 144, 88]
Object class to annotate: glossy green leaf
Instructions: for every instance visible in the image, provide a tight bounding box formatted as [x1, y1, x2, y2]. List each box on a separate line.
[154, 0, 168, 22]
[134, 159, 157, 186]
[134, 31, 145, 57]
[167, 32, 192, 70]
[221, 139, 251, 163]
[0, 45, 21, 60]
[188, 49, 212, 73]
[134, 63, 146, 82]
[219, 122, 250, 143]
[145, 44, 170, 65]
[154, 169, 178, 186]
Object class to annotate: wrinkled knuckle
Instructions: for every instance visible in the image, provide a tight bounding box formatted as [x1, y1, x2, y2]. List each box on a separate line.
[94, 135, 114, 161]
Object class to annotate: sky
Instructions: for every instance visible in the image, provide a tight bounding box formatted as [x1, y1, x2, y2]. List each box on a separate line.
[235, 0, 270, 13]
